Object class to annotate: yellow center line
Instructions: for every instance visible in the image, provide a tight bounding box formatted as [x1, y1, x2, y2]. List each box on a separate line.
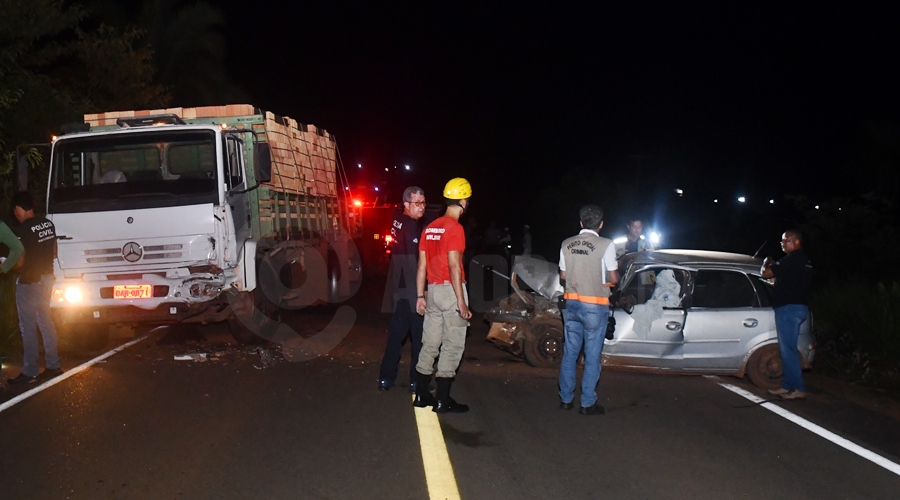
[413, 396, 462, 500]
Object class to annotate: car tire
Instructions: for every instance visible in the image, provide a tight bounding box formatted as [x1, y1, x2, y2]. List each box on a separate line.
[746, 344, 783, 390]
[524, 320, 565, 368]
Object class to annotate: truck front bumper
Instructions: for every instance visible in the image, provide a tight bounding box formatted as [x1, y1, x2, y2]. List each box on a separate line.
[52, 299, 233, 325]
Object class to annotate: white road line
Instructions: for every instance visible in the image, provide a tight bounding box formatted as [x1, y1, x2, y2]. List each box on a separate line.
[0, 333, 152, 414]
[412, 396, 462, 500]
[714, 379, 900, 477]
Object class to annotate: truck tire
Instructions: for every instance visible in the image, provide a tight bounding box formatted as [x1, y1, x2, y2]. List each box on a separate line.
[745, 344, 782, 390]
[524, 319, 565, 368]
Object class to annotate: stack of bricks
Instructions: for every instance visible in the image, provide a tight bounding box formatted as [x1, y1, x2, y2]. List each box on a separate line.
[83, 105, 258, 127]
[262, 112, 337, 197]
[82, 104, 338, 197]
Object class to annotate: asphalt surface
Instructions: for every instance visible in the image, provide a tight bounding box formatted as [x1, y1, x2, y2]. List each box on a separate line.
[2, 271, 900, 499]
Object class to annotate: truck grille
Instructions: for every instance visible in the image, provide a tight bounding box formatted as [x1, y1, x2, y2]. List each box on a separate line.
[83, 243, 185, 263]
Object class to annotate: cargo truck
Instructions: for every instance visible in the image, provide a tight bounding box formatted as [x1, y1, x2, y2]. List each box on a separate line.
[18, 104, 362, 347]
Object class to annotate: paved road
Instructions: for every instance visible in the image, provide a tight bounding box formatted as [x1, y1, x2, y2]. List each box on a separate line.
[2, 272, 900, 499]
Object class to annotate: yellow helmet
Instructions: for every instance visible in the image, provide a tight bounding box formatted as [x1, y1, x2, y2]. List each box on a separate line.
[443, 177, 472, 199]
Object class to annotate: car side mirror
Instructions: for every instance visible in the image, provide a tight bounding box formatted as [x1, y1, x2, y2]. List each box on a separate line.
[254, 143, 272, 183]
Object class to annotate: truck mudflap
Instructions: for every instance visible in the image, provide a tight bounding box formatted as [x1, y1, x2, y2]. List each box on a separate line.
[52, 299, 233, 325]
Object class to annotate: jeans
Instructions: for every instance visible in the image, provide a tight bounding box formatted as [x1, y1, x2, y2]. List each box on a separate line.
[774, 304, 809, 392]
[559, 300, 609, 407]
[16, 274, 60, 377]
[378, 299, 424, 384]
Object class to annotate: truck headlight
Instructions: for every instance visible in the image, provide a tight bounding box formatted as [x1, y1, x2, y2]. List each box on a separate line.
[54, 286, 84, 303]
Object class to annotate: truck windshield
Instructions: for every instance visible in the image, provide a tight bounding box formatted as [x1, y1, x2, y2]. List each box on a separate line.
[49, 129, 219, 213]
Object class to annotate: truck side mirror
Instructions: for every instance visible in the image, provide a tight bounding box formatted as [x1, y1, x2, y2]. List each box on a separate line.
[254, 143, 272, 184]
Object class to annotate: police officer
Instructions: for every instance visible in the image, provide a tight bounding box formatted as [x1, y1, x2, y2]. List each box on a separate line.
[378, 186, 427, 391]
[7, 192, 62, 384]
[558, 205, 618, 415]
[413, 178, 472, 413]
[761, 229, 813, 400]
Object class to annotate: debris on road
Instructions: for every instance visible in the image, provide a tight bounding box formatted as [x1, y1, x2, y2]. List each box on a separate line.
[254, 347, 277, 369]
[174, 353, 208, 362]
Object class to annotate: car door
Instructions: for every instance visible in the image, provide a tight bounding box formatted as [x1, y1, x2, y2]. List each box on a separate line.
[606, 266, 687, 370]
[682, 269, 762, 370]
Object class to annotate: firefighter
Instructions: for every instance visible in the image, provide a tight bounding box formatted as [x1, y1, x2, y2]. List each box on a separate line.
[413, 177, 472, 413]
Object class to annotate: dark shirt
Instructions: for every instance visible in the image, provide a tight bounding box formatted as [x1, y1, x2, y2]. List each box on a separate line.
[771, 248, 813, 307]
[625, 238, 640, 254]
[389, 212, 421, 302]
[15, 216, 57, 284]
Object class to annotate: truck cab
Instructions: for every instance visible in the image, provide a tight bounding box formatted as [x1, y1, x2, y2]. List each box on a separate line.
[34, 107, 361, 347]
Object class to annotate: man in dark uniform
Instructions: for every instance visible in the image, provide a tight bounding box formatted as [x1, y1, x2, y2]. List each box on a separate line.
[7, 192, 62, 384]
[761, 229, 813, 400]
[378, 186, 427, 391]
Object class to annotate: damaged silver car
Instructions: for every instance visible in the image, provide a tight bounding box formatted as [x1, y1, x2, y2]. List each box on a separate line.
[485, 251, 815, 389]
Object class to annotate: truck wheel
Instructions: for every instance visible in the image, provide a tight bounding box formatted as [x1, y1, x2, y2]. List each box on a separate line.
[524, 320, 565, 368]
[746, 344, 782, 390]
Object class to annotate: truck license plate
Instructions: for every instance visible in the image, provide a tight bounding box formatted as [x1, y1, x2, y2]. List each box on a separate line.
[113, 284, 152, 299]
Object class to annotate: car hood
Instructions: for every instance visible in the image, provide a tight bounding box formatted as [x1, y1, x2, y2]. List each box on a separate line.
[513, 256, 564, 300]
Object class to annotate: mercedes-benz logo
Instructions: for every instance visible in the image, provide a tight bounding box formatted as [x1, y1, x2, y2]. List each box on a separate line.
[122, 242, 143, 262]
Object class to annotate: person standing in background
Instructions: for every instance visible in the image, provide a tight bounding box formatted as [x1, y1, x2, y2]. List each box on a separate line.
[761, 230, 813, 400]
[378, 186, 427, 392]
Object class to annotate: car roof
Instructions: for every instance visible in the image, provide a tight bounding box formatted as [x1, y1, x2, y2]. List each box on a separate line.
[624, 249, 763, 273]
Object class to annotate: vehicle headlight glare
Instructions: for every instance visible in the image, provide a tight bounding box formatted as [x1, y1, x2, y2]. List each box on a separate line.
[650, 232, 661, 244]
[52, 288, 65, 303]
[64, 286, 83, 303]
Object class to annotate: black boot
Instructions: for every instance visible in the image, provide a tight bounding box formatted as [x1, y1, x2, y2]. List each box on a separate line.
[433, 377, 469, 413]
[413, 371, 437, 407]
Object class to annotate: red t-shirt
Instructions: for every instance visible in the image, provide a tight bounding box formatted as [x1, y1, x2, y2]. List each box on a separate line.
[420, 216, 466, 284]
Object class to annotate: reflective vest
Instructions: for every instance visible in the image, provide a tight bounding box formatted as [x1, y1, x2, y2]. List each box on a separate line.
[561, 232, 613, 305]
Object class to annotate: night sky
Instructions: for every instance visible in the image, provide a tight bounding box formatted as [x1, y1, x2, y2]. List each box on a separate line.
[214, 2, 899, 254]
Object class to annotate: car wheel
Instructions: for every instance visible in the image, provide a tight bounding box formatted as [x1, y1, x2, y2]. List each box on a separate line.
[746, 344, 782, 390]
[524, 320, 565, 368]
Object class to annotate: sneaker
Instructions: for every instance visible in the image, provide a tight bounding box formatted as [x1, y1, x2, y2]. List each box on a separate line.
[377, 379, 394, 391]
[767, 388, 790, 396]
[7, 373, 38, 385]
[780, 389, 807, 400]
